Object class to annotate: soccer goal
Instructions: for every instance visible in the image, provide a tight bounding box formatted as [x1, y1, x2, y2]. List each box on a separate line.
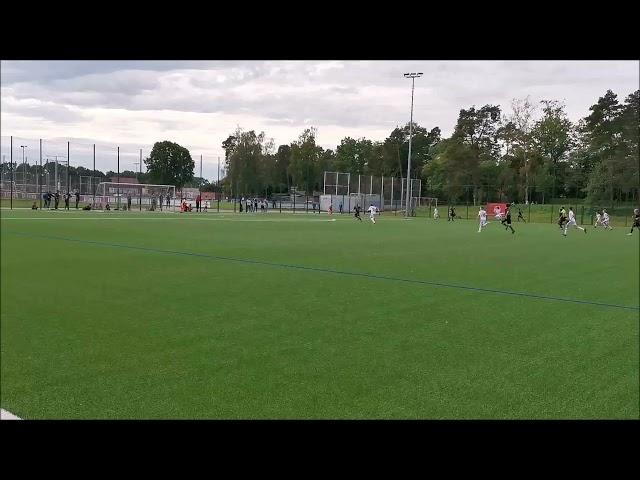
[409, 197, 438, 217]
[94, 182, 176, 211]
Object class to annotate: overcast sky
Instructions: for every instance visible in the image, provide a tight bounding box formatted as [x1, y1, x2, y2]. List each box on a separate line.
[1, 60, 638, 179]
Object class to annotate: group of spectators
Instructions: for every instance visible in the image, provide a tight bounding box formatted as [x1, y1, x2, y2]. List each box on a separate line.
[36, 190, 82, 210]
[240, 197, 268, 213]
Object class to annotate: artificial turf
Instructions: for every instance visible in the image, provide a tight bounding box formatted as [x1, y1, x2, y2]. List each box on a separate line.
[1, 209, 638, 419]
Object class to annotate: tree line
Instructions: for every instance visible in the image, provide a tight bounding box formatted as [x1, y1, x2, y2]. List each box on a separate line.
[221, 89, 638, 204]
[3, 89, 637, 204]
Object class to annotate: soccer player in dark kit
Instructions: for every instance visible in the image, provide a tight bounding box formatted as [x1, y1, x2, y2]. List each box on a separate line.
[558, 206, 568, 230]
[501, 204, 515, 234]
[627, 208, 640, 236]
[354, 205, 363, 221]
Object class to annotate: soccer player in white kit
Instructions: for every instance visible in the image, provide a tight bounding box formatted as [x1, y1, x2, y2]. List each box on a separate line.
[563, 207, 587, 236]
[367, 204, 378, 224]
[594, 211, 602, 228]
[433, 207, 439, 219]
[477, 207, 488, 232]
[601, 209, 613, 230]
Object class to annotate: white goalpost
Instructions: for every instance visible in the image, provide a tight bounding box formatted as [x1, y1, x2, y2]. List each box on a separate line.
[94, 182, 176, 211]
[409, 196, 438, 216]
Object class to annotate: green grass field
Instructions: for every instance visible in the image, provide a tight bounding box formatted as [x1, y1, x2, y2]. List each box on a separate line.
[1, 209, 638, 419]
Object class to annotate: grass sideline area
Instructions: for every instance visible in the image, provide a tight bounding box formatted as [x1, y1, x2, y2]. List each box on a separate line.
[4, 198, 637, 226]
[1, 210, 638, 419]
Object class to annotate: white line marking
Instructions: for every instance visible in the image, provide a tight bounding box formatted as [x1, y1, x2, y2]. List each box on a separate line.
[0, 409, 21, 420]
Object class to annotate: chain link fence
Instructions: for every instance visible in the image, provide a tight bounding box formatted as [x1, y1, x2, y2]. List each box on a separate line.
[1, 135, 223, 211]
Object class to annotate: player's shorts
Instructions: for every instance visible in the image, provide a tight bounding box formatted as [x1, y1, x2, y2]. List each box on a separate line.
[633, 219, 640, 227]
[566, 218, 577, 227]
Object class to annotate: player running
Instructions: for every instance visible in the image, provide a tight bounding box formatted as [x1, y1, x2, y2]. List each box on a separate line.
[517, 207, 526, 222]
[448, 206, 456, 221]
[594, 210, 603, 228]
[477, 206, 488, 233]
[558, 206, 568, 230]
[563, 207, 586, 236]
[601, 209, 613, 230]
[353, 205, 363, 221]
[627, 208, 639, 235]
[493, 205, 504, 221]
[500, 205, 515, 234]
[367, 204, 379, 224]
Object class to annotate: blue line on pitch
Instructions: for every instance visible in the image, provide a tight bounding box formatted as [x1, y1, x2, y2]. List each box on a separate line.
[5, 231, 640, 312]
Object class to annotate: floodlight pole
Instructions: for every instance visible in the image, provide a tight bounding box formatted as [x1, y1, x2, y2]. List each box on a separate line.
[139, 148, 142, 211]
[67, 141, 70, 196]
[39, 140, 42, 209]
[10, 136, 13, 209]
[117, 146, 120, 210]
[404, 72, 422, 217]
[93, 144, 96, 208]
[20, 146, 27, 196]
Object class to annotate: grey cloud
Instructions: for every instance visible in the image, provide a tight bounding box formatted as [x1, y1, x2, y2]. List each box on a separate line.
[0, 61, 241, 85]
[2, 101, 86, 124]
[2, 60, 638, 153]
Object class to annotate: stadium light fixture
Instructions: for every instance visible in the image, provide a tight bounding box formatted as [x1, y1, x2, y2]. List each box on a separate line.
[403, 72, 423, 217]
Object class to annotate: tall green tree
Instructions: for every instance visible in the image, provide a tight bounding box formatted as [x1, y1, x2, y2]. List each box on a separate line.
[273, 144, 292, 193]
[434, 105, 501, 203]
[530, 100, 575, 200]
[222, 127, 273, 196]
[288, 127, 324, 194]
[334, 137, 374, 174]
[581, 90, 626, 203]
[144, 141, 195, 190]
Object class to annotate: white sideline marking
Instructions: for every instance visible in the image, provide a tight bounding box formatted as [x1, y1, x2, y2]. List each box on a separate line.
[0, 409, 21, 420]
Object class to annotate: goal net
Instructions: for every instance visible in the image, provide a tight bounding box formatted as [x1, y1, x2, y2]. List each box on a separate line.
[94, 182, 176, 211]
[409, 197, 438, 216]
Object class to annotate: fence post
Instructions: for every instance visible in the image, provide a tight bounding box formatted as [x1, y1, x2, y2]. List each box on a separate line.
[580, 205, 584, 224]
[39, 139, 43, 210]
[466, 202, 469, 220]
[550, 205, 553, 223]
[528, 202, 531, 223]
[10, 136, 13, 210]
[279, 200, 281, 213]
[306, 195, 308, 214]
